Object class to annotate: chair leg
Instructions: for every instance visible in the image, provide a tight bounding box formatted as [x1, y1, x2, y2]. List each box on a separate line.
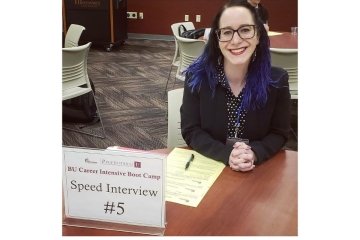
[79, 117, 100, 129]
[63, 126, 105, 139]
[63, 91, 106, 139]
[92, 91, 106, 139]
[290, 127, 297, 142]
[163, 65, 174, 98]
[172, 75, 177, 89]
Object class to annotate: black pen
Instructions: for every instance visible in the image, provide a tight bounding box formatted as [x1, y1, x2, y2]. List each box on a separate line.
[185, 154, 195, 170]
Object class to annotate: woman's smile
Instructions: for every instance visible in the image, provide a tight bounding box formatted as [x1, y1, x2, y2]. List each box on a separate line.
[229, 47, 247, 55]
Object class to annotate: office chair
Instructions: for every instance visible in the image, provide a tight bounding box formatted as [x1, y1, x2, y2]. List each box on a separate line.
[64, 24, 86, 48]
[173, 35, 206, 86]
[62, 42, 106, 139]
[164, 22, 195, 97]
[270, 48, 298, 99]
[270, 48, 298, 140]
[167, 88, 187, 148]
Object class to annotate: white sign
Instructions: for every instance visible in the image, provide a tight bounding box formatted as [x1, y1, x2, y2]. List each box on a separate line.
[62, 147, 166, 228]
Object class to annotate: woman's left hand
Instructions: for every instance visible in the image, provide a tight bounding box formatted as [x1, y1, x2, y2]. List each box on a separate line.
[229, 142, 256, 172]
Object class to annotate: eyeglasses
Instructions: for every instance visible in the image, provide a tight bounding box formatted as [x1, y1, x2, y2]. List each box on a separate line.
[215, 25, 256, 42]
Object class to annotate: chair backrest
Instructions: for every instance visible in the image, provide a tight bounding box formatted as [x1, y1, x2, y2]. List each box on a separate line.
[175, 35, 206, 81]
[64, 24, 86, 48]
[171, 22, 195, 38]
[170, 22, 195, 66]
[270, 48, 298, 99]
[62, 42, 92, 101]
[167, 88, 187, 149]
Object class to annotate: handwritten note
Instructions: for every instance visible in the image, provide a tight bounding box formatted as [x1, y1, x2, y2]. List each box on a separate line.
[166, 148, 225, 207]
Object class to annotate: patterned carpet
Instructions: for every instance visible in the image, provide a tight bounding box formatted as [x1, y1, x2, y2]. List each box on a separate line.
[62, 39, 297, 151]
[62, 39, 181, 150]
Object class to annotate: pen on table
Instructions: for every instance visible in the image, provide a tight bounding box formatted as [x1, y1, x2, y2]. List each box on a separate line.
[185, 154, 195, 170]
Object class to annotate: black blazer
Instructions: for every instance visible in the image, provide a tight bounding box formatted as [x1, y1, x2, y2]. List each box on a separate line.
[180, 67, 291, 165]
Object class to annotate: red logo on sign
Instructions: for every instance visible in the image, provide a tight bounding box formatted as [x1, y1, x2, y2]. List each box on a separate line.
[134, 161, 141, 168]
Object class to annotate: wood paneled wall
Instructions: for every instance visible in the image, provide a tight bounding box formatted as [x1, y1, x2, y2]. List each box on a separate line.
[127, 0, 297, 35]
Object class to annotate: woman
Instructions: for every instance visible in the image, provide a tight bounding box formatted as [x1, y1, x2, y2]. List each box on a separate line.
[180, 0, 290, 172]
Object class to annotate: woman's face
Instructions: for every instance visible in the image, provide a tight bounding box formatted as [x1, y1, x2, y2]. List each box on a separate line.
[218, 7, 259, 67]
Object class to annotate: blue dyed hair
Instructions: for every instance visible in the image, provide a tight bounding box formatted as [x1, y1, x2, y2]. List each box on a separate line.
[185, 0, 273, 110]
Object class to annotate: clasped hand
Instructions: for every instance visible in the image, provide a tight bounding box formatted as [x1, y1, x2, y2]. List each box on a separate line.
[229, 142, 255, 172]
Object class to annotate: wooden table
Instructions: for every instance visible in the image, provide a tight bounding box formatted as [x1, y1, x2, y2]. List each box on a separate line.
[269, 32, 298, 49]
[63, 149, 298, 236]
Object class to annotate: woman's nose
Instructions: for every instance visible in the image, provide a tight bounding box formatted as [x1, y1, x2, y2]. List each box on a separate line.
[231, 31, 243, 43]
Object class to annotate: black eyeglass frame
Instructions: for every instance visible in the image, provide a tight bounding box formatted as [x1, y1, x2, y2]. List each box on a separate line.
[215, 25, 257, 42]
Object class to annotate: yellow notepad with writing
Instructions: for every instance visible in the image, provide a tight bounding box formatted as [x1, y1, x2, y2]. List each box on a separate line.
[166, 148, 225, 207]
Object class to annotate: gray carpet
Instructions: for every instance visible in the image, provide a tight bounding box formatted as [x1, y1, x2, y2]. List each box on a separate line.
[62, 39, 297, 151]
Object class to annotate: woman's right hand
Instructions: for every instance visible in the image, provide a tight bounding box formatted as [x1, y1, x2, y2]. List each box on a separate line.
[229, 142, 255, 172]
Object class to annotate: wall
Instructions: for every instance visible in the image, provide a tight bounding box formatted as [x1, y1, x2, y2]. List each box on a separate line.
[263, 0, 298, 32]
[127, 0, 298, 35]
[127, 0, 225, 35]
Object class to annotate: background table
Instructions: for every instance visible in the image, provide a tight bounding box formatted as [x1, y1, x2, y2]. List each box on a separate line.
[63, 149, 298, 236]
[270, 32, 298, 49]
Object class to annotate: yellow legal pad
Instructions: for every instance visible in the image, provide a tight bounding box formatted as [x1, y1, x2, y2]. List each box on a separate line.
[166, 148, 225, 207]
